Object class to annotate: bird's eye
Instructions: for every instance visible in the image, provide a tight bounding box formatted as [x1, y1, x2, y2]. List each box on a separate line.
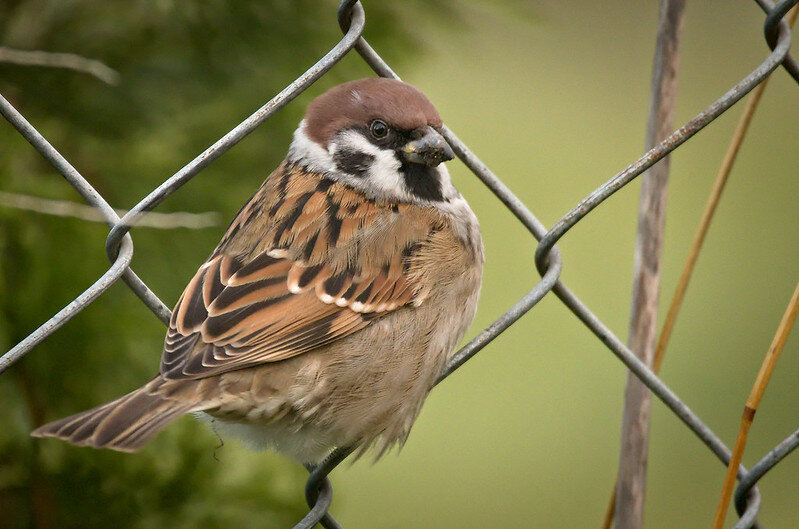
[369, 119, 389, 139]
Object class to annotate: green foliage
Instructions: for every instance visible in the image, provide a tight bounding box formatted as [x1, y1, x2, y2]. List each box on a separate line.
[0, 1, 445, 527]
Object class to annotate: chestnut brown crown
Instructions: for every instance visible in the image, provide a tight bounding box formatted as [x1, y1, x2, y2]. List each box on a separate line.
[304, 78, 443, 147]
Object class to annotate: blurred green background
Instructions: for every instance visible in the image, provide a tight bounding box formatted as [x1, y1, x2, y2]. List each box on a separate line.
[1, 1, 798, 528]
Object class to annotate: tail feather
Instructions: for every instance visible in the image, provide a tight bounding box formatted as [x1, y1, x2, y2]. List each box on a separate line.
[31, 379, 199, 452]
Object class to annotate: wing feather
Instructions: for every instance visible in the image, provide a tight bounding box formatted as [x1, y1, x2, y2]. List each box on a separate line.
[160, 165, 440, 380]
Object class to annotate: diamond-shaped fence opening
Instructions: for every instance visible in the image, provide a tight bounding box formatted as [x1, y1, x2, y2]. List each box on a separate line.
[1, 1, 798, 528]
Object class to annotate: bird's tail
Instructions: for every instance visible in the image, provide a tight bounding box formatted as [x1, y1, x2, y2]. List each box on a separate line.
[31, 378, 200, 452]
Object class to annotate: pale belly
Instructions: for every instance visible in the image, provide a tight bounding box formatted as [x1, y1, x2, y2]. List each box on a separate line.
[200, 269, 481, 464]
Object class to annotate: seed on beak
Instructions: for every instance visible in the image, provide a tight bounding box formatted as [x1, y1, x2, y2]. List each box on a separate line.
[400, 127, 455, 167]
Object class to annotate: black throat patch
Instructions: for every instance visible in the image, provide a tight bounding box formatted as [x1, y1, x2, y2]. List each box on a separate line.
[400, 160, 444, 201]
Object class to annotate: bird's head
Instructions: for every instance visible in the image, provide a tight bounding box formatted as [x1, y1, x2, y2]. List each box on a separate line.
[287, 78, 458, 204]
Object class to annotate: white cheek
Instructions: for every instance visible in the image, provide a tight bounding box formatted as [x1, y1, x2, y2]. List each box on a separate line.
[288, 120, 336, 173]
[369, 150, 405, 194]
[334, 130, 409, 200]
[435, 163, 457, 199]
[288, 122, 458, 204]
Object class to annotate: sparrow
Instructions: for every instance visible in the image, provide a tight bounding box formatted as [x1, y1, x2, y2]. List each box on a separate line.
[32, 78, 484, 464]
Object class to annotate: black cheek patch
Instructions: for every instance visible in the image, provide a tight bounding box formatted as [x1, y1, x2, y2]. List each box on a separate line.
[334, 150, 375, 178]
[400, 160, 444, 201]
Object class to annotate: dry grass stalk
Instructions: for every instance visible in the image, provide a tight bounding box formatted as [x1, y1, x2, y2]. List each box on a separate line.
[710, 282, 799, 529]
[601, 7, 798, 528]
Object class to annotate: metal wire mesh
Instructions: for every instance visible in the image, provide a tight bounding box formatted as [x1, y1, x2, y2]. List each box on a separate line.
[1, 0, 798, 527]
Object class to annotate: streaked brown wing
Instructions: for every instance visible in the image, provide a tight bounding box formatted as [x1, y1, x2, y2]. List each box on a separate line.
[160, 165, 435, 380]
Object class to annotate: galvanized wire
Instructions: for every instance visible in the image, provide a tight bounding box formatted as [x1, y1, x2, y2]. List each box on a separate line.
[1, 1, 797, 528]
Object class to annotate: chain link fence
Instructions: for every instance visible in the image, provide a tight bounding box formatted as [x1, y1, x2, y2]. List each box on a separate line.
[1, 0, 798, 527]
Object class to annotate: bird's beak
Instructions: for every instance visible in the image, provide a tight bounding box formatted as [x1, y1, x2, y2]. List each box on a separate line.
[400, 126, 455, 167]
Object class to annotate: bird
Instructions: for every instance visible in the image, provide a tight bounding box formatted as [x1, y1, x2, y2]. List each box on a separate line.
[32, 77, 484, 464]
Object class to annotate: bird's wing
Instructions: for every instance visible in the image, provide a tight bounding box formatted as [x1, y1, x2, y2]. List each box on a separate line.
[160, 166, 442, 380]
